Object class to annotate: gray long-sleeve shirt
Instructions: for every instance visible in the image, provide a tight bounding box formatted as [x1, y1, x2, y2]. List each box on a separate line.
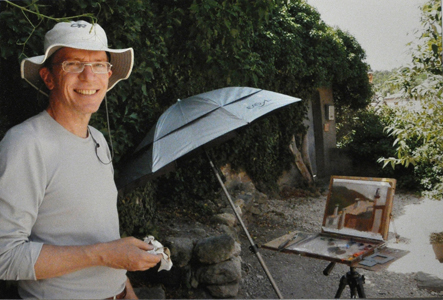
[0, 111, 126, 299]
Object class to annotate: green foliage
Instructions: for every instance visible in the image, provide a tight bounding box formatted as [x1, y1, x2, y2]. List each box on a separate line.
[1, 0, 374, 235]
[117, 181, 158, 238]
[337, 106, 418, 189]
[371, 70, 402, 98]
[380, 103, 443, 197]
[252, 2, 372, 109]
[155, 154, 221, 215]
[329, 29, 373, 110]
[379, 0, 443, 199]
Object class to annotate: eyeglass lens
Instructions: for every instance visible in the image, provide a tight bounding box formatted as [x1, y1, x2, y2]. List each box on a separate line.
[62, 61, 112, 74]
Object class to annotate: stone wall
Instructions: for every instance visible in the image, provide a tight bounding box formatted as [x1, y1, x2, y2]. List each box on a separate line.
[137, 233, 242, 298]
[135, 165, 271, 298]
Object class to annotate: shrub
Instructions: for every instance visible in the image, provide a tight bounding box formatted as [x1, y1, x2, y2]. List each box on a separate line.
[337, 106, 418, 189]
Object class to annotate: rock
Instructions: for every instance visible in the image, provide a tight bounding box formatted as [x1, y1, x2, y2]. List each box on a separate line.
[234, 198, 245, 209]
[415, 272, 443, 292]
[164, 237, 194, 268]
[221, 164, 255, 195]
[134, 285, 165, 299]
[221, 205, 243, 217]
[190, 227, 207, 238]
[237, 193, 254, 209]
[182, 265, 193, 288]
[191, 272, 199, 289]
[206, 281, 240, 298]
[197, 256, 242, 285]
[218, 224, 239, 241]
[240, 182, 256, 194]
[237, 193, 254, 202]
[249, 204, 261, 215]
[191, 287, 214, 299]
[211, 212, 237, 227]
[194, 234, 239, 264]
[254, 191, 268, 204]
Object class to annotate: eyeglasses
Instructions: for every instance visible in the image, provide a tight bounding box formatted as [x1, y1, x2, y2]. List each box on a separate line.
[54, 61, 112, 74]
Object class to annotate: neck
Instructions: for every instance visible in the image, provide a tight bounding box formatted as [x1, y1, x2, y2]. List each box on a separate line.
[46, 104, 91, 138]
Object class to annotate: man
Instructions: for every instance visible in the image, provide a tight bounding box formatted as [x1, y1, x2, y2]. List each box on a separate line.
[0, 20, 161, 299]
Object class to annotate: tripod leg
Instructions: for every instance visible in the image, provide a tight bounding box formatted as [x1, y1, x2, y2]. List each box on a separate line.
[348, 267, 366, 299]
[323, 262, 336, 276]
[334, 274, 348, 299]
[349, 281, 358, 298]
[356, 275, 366, 298]
[343, 270, 356, 298]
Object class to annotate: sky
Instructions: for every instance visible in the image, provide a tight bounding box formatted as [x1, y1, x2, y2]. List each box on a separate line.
[305, 0, 428, 71]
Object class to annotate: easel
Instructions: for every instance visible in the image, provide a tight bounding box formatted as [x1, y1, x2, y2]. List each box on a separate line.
[262, 176, 404, 299]
[323, 262, 366, 298]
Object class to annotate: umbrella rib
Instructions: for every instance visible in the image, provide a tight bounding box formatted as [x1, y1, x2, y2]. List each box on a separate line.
[159, 97, 221, 142]
[158, 110, 247, 143]
[224, 89, 263, 105]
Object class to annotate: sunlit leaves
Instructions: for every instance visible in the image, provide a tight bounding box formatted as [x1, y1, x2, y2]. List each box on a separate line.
[379, 0, 443, 198]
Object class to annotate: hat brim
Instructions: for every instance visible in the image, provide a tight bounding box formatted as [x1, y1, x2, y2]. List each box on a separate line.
[21, 44, 134, 97]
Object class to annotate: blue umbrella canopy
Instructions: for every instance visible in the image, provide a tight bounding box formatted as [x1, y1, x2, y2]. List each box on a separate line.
[117, 87, 301, 189]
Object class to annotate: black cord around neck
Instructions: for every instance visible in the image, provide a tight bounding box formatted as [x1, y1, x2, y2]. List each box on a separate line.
[88, 127, 113, 165]
[88, 95, 114, 165]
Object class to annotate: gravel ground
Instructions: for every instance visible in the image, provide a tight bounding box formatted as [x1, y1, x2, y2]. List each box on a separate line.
[235, 191, 440, 299]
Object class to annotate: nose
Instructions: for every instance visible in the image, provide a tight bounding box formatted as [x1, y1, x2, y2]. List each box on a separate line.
[78, 64, 96, 80]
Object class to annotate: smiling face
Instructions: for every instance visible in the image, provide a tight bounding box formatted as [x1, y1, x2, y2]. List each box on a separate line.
[40, 47, 112, 119]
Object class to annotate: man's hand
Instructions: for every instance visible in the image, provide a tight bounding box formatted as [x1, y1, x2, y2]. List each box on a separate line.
[95, 237, 162, 271]
[35, 237, 162, 280]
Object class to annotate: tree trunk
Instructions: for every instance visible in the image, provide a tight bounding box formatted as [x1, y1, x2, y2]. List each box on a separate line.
[300, 133, 314, 178]
[289, 135, 313, 184]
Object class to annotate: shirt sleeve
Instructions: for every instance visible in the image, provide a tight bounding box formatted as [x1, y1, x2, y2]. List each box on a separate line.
[0, 127, 45, 280]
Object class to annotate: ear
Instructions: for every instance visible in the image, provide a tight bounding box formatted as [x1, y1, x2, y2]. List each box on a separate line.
[39, 67, 55, 90]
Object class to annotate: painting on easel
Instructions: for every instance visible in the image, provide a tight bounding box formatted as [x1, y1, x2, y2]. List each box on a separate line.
[322, 176, 396, 240]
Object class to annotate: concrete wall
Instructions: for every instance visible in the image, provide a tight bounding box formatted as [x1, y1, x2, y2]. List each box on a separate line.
[311, 88, 336, 180]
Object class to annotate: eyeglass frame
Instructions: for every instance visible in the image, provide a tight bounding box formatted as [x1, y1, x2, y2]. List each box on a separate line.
[52, 60, 113, 74]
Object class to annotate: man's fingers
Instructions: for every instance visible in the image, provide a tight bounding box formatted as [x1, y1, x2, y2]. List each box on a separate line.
[104, 237, 165, 271]
[122, 237, 154, 251]
[131, 253, 162, 271]
[143, 252, 163, 263]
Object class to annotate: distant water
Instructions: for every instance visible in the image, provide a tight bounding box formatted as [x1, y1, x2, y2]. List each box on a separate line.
[387, 197, 443, 279]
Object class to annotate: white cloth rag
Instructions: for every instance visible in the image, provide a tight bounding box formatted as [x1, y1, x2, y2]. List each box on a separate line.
[143, 236, 173, 271]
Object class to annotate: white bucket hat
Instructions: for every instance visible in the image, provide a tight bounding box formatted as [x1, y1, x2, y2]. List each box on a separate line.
[21, 20, 134, 96]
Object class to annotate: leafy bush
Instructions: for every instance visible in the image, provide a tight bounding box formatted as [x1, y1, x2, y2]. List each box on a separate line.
[379, 0, 443, 198]
[381, 104, 443, 197]
[337, 106, 418, 189]
[118, 181, 158, 238]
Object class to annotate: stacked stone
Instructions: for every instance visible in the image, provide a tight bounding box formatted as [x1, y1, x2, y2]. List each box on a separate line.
[193, 234, 242, 298]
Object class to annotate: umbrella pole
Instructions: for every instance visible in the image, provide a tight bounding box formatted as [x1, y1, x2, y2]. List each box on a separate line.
[205, 151, 284, 299]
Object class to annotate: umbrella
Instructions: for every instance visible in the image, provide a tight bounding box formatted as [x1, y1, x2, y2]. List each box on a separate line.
[118, 87, 301, 187]
[117, 87, 302, 299]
